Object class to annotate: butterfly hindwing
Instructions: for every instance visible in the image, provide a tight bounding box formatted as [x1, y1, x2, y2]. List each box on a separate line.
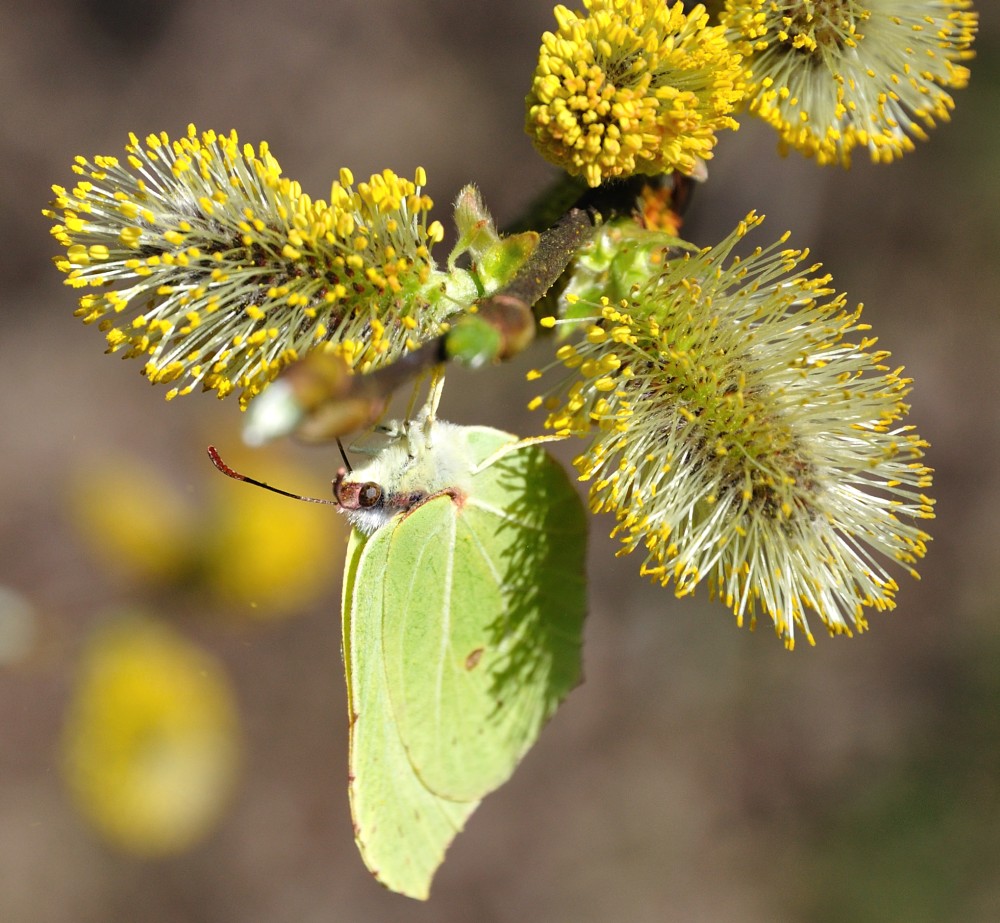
[343, 527, 478, 901]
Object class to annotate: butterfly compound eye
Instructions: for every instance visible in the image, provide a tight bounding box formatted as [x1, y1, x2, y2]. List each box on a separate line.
[359, 482, 383, 508]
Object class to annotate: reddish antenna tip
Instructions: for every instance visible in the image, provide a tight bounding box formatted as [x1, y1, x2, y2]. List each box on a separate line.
[206, 445, 243, 481]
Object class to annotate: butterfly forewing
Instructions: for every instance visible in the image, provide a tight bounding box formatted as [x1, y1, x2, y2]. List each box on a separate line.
[381, 431, 587, 803]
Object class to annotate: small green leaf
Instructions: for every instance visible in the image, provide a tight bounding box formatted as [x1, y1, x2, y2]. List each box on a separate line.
[478, 230, 539, 289]
[449, 185, 538, 292]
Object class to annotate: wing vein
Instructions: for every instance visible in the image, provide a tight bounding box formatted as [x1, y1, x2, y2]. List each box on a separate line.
[432, 510, 457, 750]
[466, 497, 573, 533]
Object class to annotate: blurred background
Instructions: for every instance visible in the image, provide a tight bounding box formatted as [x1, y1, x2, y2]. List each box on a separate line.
[2, 1, 999, 920]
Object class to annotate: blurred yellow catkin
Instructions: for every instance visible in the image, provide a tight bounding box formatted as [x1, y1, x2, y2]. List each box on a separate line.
[61, 613, 241, 855]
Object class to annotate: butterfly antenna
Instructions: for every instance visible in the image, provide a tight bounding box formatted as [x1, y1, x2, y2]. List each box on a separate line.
[336, 437, 352, 473]
[207, 446, 338, 506]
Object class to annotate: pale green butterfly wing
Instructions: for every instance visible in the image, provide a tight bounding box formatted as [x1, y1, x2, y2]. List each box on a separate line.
[381, 426, 587, 802]
[343, 527, 479, 901]
[344, 423, 587, 899]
